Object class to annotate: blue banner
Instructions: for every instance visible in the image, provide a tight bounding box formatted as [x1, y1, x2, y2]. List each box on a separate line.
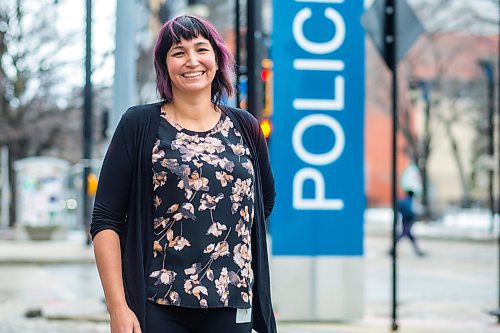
[270, 0, 365, 256]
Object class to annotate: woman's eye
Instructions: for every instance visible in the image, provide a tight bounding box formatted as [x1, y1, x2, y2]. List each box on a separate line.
[198, 48, 209, 53]
[172, 52, 184, 57]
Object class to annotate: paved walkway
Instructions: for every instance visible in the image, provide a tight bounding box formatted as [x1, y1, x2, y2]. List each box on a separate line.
[0, 223, 498, 332]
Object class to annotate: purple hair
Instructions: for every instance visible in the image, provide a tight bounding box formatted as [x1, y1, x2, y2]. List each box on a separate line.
[153, 15, 235, 106]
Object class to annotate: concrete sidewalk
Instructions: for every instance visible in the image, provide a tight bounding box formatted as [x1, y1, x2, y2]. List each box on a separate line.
[0, 208, 497, 265]
[0, 217, 498, 333]
[0, 226, 498, 333]
[365, 208, 499, 242]
[0, 230, 94, 265]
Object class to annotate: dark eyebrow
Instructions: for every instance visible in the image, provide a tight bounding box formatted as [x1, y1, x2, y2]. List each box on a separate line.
[194, 41, 210, 47]
[169, 41, 210, 53]
[169, 45, 184, 52]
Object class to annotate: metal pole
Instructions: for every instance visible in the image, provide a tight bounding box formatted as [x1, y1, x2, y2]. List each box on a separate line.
[0, 146, 10, 228]
[486, 66, 494, 232]
[421, 81, 431, 220]
[496, 61, 500, 325]
[83, 0, 93, 244]
[385, 0, 399, 330]
[246, 0, 263, 117]
[113, 0, 137, 131]
[497, 70, 500, 324]
[480, 60, 500, 322]
[482, 61, 498, 321]
[235, 0, 241, 107]
[493, 67, 499, 324]
[495, 40, 500, 324]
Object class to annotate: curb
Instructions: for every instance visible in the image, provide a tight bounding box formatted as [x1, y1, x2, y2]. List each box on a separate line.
[365, 224, 497, 243]
[0, 257, 95, 265]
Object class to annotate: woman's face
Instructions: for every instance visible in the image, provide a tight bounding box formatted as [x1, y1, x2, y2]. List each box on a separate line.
[166, 36, 218, 98]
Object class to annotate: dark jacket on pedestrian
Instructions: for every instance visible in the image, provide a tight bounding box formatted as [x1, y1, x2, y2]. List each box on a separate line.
[397, 194, 415, 225]
[90, 102, 277, 333]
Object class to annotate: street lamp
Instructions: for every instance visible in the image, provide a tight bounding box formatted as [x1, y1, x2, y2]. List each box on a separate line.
[83, 0, 93, 245]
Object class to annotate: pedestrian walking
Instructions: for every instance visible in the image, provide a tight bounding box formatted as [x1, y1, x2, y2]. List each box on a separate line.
[391, 190, 425, 257]
[90, 15, 276, 333]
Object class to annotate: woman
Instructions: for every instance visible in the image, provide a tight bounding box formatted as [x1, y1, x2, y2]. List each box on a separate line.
[91, 15, 276, 333]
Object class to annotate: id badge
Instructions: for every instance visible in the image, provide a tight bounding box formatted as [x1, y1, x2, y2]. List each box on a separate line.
[236, 308, 252, 323]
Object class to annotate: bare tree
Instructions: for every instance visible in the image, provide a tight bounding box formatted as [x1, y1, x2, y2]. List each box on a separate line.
[0, 0, 84, 225]
[399, 0, 499, 213]
[365, 0, 498, 213]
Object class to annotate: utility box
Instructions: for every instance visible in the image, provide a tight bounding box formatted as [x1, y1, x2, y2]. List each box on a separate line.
[14, 157, 70, 239]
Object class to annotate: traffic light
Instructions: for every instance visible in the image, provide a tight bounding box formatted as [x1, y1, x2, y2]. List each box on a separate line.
[260, 65, 271, 81]
[261, 58, 273, 118]
[260, 58, 273, 140]
[260, 118, 272, 139]
[87, 172, 98, 196]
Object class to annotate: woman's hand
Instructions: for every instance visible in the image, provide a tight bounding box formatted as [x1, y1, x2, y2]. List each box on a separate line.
[110, 305, 142, 333]
[93, 230, 140, 332]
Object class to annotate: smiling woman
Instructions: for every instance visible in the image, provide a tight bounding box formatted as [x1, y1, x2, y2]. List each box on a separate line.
[90, 15, 277, 333]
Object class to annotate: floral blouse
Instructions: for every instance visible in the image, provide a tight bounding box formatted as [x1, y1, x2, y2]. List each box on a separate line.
[147, 109, 255, 309]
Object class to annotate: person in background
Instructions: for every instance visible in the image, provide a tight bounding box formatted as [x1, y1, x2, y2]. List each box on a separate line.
[90, 15, 276, 333]
[392, 190, 426, 257]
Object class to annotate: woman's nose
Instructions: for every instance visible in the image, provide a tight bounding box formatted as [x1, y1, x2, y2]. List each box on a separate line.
[186, 52, 200, 66]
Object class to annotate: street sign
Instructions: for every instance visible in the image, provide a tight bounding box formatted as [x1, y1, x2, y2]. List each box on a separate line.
[270, 0, 365, 320]
[271, 1, 365, 256]
[362, 0, 424, 67]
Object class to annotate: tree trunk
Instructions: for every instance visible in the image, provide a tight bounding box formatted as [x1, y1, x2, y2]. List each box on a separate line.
[421, 101, 432, 219]
[445, 122, 472, 206]
[7, 139, 29, 227]
[8, 157, 16, 227]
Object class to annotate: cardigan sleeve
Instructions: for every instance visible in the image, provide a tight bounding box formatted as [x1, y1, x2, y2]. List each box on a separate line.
[252, 116, 276, 219]
[90, 112, 135, 238]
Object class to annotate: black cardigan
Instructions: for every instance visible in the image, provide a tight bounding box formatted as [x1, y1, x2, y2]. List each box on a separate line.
[90, 102, 277, 333]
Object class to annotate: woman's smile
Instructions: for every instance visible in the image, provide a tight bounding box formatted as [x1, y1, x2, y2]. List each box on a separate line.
[181, 71, 205, 79]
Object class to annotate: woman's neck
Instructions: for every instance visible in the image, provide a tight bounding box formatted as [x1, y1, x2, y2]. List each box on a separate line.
[164, 97, 220, 132]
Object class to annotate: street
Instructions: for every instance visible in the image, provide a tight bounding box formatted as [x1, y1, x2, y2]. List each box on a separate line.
[0, 233, 497, 333]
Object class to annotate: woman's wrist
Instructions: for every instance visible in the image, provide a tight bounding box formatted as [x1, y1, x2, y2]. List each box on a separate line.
[107, 300, 129, 314]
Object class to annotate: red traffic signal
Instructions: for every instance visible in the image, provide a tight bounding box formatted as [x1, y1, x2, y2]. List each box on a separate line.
[260, 68, 271, 82]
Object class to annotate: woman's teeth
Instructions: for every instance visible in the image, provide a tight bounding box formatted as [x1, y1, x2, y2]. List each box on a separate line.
[182, 72, 203, 78]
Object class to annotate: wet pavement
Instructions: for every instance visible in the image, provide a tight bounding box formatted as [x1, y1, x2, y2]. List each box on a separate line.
[0, 231, 498, 333]
[0, 263, 107, 333]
